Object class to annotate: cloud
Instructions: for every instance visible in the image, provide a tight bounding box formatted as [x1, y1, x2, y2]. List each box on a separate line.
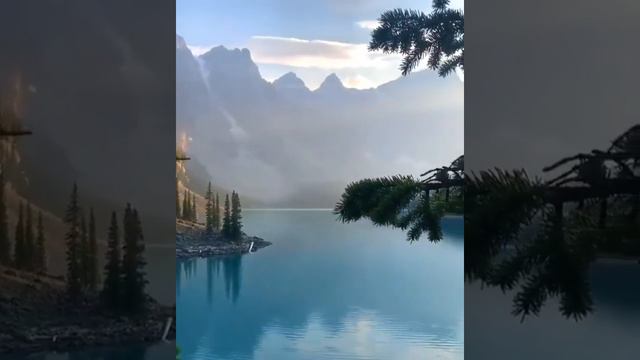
[342, 74, 377, 89]
[247, 35, 401, 70]
[254, 311, 462, 360]
[356, 20, 380, 30]
[187, 36, 461, 89]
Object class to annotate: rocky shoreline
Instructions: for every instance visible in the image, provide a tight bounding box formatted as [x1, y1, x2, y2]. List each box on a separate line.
[176, 220, 271, 258]
[0, 267, 175, 355]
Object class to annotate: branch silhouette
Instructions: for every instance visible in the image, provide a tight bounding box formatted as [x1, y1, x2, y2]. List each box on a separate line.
[466, 125, 640, 320]
[335, 156, 463, 242]
[369, 0, 463, 77]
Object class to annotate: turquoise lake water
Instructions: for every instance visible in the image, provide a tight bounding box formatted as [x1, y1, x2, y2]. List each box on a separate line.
[176, 210, 464, 360]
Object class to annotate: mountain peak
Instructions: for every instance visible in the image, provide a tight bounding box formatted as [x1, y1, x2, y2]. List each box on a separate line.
[200, 45, 261, 78]
[273, 72, 308, 90]
[317, 73, 344, 91]
[176, 34, 188, 50]
[204, 45, 252, 60]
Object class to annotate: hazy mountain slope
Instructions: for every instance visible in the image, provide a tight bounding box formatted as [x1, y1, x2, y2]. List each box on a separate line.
[178, 154, 262, 209]
[176, 36, 463, 208]
[1, 2, 176, 245]
[176, 34, 212, 136]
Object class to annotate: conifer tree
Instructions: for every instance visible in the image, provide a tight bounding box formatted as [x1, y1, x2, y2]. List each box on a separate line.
[65, 183, 82, 300]
[215, 193, 221, 231]
[176, 180, 181, 219]
[336, 157, 463, 242]
[369, 0, 464, 77]
[102, 211, 121, 309]
[212, 193, 217, 230]
[133, 208, 148, 303]
[336, 1, 464, 241]
[13, 203, 24, 269]
[121, 204, 134, 308]
[222, 194, 231, 239]
[35, 211, 46, 272]
[79, 212, 89, 287]
[230, 191, 243, 241]
[192, 193, 197, 222]
[185, 191, 191, 221]
[182, 189, 189, 220]
[0, 170, 9, 265]
[121, 204, 148, 312]
[24, 203, 34, 270]
[188, 191, 193, 220]
[205, 182, 213, 235]
[464, 125, 640, 320]
[88, 208, 98, 291]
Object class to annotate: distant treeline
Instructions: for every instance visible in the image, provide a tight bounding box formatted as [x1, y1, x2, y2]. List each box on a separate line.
[177, 181, 243, 241]
[0, 171, 48, 272]
[0, 176, 149, 314]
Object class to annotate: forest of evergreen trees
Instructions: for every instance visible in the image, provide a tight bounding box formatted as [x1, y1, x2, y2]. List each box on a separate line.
[0, 170, 48, 272]
[0, 179, 150, 313]
[176, 181, 243, 242]
[63, 184, 149, 312]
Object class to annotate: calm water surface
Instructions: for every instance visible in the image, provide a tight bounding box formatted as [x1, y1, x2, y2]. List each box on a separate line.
[466, 259, 640, 359]
[177, 210, 464, 360]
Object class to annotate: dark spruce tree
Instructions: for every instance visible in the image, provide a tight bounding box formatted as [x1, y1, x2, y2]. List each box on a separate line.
[222, 194, 231, 240]
[192, 193, 197, 223]
[88, 208, 98, 291]
[176, 179, 181, 219]
[188, 191, 193, 221]
[24, 204, 35, 270]
[187, 191, 192, 221]
[230, 191, 243, 241]
[182, 189, 189, 220]
[65, 183, 82, 301]
[0, 170, 9, 265]
[79, 212, 89, 288]
[336, 0, 464, 241]
[13, 203, 25, 269]
[205, 182, 213, 235]
[465, 125, 640, 321]
[102, 211, 121, 310]
[35, 211, 46, 272]
[215, 193, 221, 231]
[336, 157, 463, 241]
[121, 204, 148, 313]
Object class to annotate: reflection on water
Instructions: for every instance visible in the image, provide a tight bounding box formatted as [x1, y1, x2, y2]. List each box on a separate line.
[466, 260, 640, 359]
[177, 210, 464, 360]
[178, 256, 242, 305]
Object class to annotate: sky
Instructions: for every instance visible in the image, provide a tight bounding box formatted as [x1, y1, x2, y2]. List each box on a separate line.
[177, 0, 464, 89]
